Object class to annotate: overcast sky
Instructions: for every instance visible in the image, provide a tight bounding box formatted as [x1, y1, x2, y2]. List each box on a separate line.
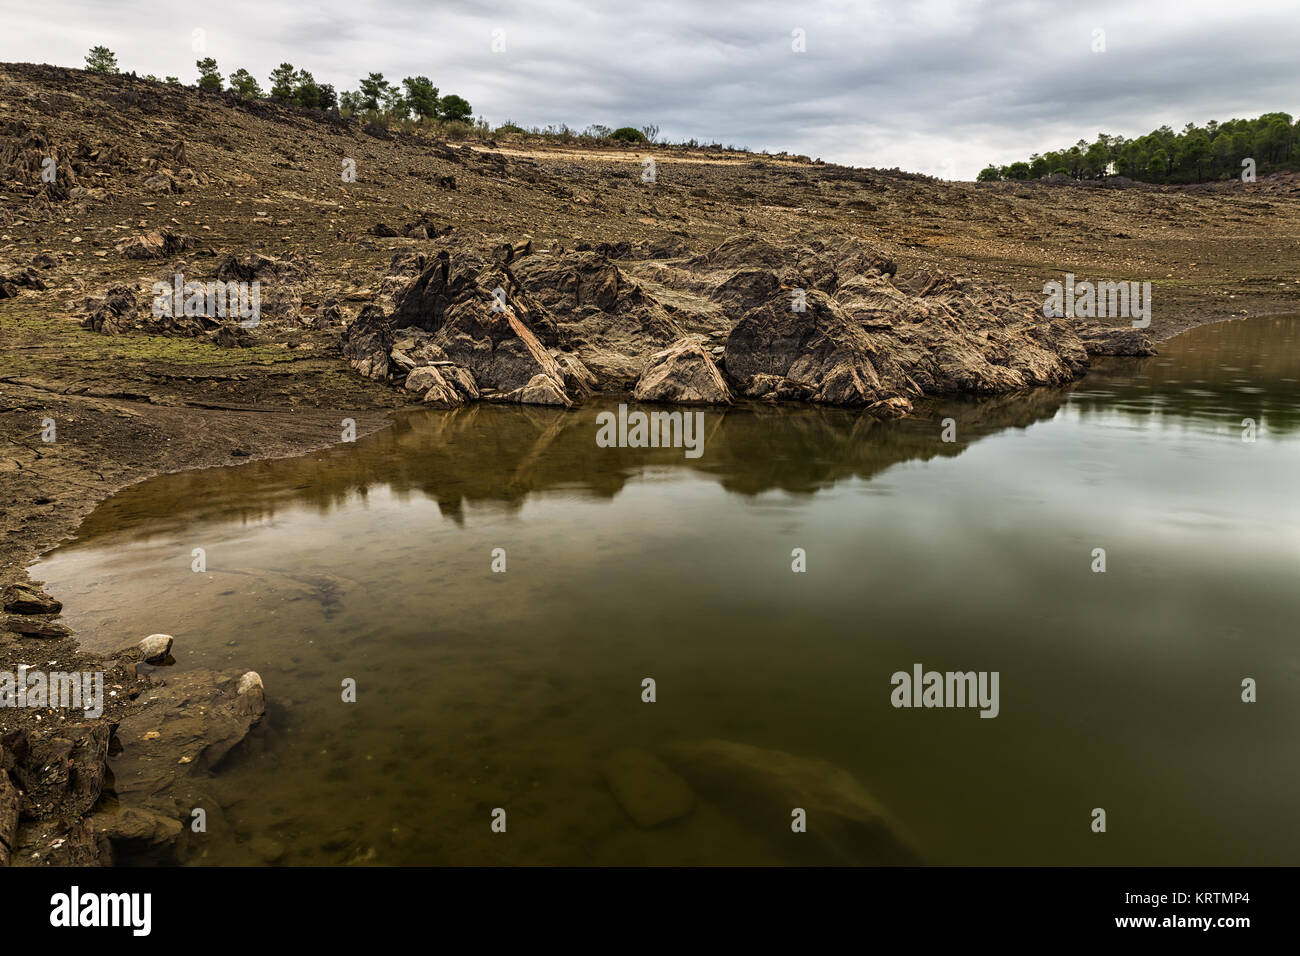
[5, 0, 1297, 178]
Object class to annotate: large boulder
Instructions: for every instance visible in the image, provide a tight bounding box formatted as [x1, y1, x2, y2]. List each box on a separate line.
[403, 364, 476, 408]
[433, 297, 571, 402]
[388, 254, 576, 405]
[81, 286, 139, 334]
[341, 305, 394, 380]
[633, 339, 732, 404]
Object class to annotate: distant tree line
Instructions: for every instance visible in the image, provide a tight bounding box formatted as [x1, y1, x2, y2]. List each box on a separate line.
[80, 47, 703, 150]
[83, 45, 474, 126]
[979, 114, 1300, 184]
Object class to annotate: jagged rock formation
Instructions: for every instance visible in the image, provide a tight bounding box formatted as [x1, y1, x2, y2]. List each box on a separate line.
[633, 339, 732, 404]
[348, 233, 1154, 414]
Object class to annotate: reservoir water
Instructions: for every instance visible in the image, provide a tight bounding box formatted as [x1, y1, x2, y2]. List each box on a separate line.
[34, 315, 1300, 865]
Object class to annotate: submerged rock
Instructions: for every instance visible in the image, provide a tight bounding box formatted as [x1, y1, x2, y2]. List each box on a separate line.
[90, 806, 183, 849]
[602, 748, 695, 828]
[663, 738, 920, 865]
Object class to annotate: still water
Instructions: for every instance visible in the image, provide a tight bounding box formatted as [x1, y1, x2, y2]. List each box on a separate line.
[35, 315, 1300, 865]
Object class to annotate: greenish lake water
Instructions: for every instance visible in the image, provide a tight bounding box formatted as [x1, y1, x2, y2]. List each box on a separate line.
[35, 315, 1300, 865]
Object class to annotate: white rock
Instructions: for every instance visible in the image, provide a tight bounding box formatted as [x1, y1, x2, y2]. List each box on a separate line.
[236, 671, 263, 695]
[138, 633, 173, 663]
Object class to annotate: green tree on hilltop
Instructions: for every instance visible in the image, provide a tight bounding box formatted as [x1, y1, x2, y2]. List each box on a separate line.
[196, 58, 223, 92]
[294, 70, 322, 108]
[84, 46, 118, 74]
[402, 76, 440, 119]
[228, 68, 263, 99]
[269, 63, 297, 100]
[358, 73, 389, 112]
[438, 94, 472, 123]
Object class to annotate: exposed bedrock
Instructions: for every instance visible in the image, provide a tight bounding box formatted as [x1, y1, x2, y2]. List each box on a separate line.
[344, 234, 1154, 414]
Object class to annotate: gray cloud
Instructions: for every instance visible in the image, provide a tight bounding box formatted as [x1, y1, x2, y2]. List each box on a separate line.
[4, 0, 1296, 178]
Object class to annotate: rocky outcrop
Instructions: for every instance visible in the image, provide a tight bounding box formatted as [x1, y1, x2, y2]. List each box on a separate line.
[81, 285, 139, 334]
[633, 339, 732, 404]
[355, 234, 1158, 416]
[384, 253, 575, 404]
[710, 269, 780, 317]
[0, 267, 46, 299]
[726, 291, 920, 406]
[511, 252, 686, 384]
[435, 299, 569, 398]
[1075, 323, 1158, 356]
[5, 722, 114, 865]
[214, 252, 307, 324]
[341, 305, 394, 380]
[115, 228, 193, 260]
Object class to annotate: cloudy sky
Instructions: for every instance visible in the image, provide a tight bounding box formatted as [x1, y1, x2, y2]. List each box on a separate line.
[5, 0, 1297, 178]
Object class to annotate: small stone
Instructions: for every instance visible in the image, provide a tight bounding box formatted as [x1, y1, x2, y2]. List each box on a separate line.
[138, 633, 174, 663]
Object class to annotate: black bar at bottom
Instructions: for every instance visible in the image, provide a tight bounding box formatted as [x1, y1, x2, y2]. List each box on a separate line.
[3, 865, 1283, 942]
